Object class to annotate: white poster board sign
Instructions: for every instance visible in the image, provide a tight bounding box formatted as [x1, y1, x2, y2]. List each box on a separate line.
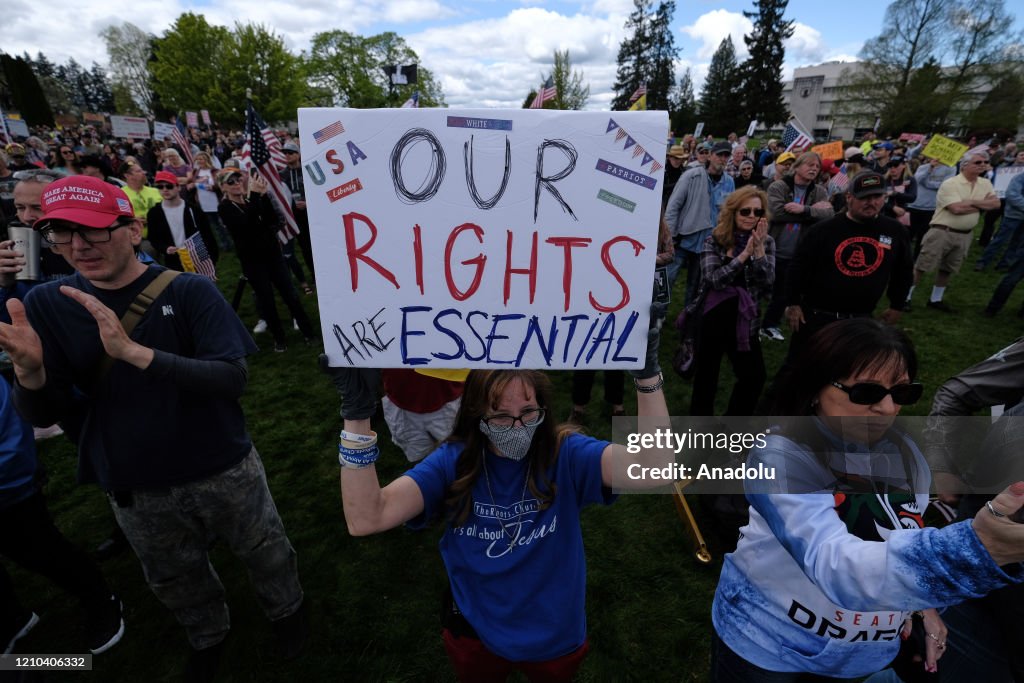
[994, 166, 1024, 199]
[4, 118, 29, 138]
[110, 115, 150, 139]
[298, 108, 668, 369]
[153, 121, 176, 141]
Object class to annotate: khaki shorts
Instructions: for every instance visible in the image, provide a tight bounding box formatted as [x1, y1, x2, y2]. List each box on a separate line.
[382, 395, 461, 462]
[915, 228, 973, 274]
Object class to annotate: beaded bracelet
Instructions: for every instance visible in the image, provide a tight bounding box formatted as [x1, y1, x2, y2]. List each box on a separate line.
[634, 372, 664, 393]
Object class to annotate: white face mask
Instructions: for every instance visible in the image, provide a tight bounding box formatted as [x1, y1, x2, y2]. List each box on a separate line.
[478, 418, 543, 461]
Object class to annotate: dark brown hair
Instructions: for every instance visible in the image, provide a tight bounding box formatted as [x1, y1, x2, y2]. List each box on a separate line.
[443, 370, 576, 526]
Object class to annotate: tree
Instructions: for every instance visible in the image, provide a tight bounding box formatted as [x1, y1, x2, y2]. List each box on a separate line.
[610, 0, 679, 111]
[739, 0, 794, 127]
[0, 53, 54, 126]
[883, 57, 945, 133]
[938, 0, 1024, 129]
[101, 22, 156, 114]
[26, 52, 72, 115]
[965, 72, 1024, 139]
[548, 50, 590, 110]
[834, 0, 950, 132]
[306, 30, 445, 110]
[151, 13, 231, 117]
[86, 63, 115, 113]
[214, 23, 307, 124]
[698, 37, 744, 135]
[670, 68, 699, 136]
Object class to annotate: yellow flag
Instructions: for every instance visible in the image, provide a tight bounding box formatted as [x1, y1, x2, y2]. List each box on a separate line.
[415, 368, 471, 382]
[629, 93, 647, 111]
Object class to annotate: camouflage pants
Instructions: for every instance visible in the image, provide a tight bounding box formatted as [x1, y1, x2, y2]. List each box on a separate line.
[109, 447, 302, 650]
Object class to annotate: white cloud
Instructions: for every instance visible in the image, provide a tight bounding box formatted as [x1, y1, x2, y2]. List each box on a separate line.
[785, 22, 826, 64]
[408, 8, 626, 108]
[680, 10, 752, 60]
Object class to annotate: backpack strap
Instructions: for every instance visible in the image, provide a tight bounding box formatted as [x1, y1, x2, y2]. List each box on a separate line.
[95, 270, 181, 382]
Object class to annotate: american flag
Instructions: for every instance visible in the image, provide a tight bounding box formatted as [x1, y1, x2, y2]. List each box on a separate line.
[828, 166, 850, 197]
[171, 117, 194, 166]
[529, 78, 557, 109]
[313, 120, 345, 144]
[242, 101, 299, 243]
[629, 84, 647, 103]
[179, 232, 216, 279]
[782, 121, 813, 153]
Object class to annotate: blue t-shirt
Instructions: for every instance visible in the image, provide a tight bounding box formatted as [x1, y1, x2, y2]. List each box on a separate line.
[405, 432, 613, 661]
[0, 377, 37, 509]
[21, 266, 258, 489]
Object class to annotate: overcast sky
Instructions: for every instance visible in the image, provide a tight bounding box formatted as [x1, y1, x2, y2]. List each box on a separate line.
[3, 0, 1015, 110]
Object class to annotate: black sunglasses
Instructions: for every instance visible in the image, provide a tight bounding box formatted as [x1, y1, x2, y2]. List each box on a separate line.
[222, 176, 241, 186]
[831, 381, 923, 405]
[154, 183, 176, 190]
[738, 207, 765, 217]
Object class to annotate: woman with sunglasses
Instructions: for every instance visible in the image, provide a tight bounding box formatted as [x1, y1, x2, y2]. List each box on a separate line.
[688, 185, 774, 416]
[337, 318, 669, 681]
[49, 145, 79, 176]
[711, 318, 1024, 681]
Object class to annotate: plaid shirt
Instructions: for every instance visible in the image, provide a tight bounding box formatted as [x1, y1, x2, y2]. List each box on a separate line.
[692, 234, 776, 344]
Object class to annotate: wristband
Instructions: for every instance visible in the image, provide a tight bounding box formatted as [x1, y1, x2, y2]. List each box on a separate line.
[341, 429, 376, 444]
[339, 442, 380, 468]
[635, 372, 664, 393]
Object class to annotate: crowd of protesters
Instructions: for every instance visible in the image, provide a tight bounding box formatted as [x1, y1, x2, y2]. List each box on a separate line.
[0, 115, 1023, 683]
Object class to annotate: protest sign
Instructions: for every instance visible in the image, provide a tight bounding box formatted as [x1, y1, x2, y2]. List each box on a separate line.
[994, 166, 1024, 199]
[153, 121, 176, 141]
[82, 112, 106, 125]
[899, 132, 926, 143]
[810, 141, 843, 160]
[299, 108, 668, 370]
[186, 111, 199, 128]
[4, 118, 29, 138]
[745, 120, 758, 138]
[110, 115, 150, 139]
[694, 122, 705, 138]
[922, 134, 968, 167]
[201, 109, 211, 126]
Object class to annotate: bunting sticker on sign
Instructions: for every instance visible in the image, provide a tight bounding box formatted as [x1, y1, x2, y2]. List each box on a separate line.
[298, 108, 668, 370]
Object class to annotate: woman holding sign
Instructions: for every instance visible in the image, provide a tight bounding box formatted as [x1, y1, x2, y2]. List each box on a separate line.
[336, 314, 668, 682]
[710, 318, 1024, 681]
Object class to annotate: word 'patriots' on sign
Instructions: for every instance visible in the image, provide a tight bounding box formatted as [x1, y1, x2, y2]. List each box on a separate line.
[298, 108, 668, 370]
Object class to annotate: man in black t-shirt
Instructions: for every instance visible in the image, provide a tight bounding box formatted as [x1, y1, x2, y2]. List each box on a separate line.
[783, 170, 913, 357]
[0, 176, 307, 680]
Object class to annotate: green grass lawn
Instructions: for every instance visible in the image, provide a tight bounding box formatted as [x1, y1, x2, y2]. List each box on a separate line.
[12, 217, 1024, 681]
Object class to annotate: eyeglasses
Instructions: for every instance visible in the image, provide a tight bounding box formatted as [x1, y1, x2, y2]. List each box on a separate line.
[481, 408, 546, 432]
[284, 150, 299, 155]
[222, 177, 241, 186]
[61, 149, 74, 155]
[737, 207, 765, 217]
[697, 149, 709, 155]
[830, 381, 923, 405]
[969, 160, 990, 165]
[13, 170, 62, 182]
[39, 222, 128, 245]
[154, 183, 176, 190]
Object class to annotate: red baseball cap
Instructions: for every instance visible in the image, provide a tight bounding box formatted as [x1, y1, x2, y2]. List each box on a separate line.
[36, 175, 135, 229]
[154, 170, 179, 186]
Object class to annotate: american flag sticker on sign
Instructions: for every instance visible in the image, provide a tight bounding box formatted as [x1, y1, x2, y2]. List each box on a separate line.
[313, 121, 345, 145]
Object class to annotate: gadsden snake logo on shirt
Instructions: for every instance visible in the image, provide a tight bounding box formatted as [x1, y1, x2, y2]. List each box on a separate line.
[833, 237, 889, 277]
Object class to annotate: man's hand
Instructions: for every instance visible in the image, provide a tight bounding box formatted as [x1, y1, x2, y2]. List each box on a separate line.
[783, 202, 804, 214]
[60, 286, 154, 370]
[785, 305, 805, 332]
[878, 308, 903, 325]
[0, 299, 46, 389]
[166, 246, 178, 255]
[0, 240, 26, 287]
[810, 200, 832, 210]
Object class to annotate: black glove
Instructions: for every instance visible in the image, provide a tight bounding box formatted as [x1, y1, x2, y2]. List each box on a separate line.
[319, 354, 381, 420]
[630, 301, 667, 380]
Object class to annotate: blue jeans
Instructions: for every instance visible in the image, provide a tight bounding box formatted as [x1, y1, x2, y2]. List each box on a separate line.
[986, 253, 1024, 312]
[977, 216, 1024, 269]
